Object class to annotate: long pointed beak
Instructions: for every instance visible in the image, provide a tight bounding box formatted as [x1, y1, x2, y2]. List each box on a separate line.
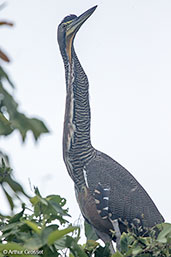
[66, 5, 97, 37]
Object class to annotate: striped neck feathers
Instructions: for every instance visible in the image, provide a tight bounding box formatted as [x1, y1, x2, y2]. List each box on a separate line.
[63, 46, 93, 159]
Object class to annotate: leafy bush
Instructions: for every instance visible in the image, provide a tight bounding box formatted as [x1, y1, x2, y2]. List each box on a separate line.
[116, 223, 171, 257]
[0, 188, 87, 257]
[0, 7, 49, 213]
[0, 185, 171, 257]
[0, 18, 49, 141]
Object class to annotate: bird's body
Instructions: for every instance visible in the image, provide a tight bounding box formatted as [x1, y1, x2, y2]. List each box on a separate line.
[57, 6, 164, 252]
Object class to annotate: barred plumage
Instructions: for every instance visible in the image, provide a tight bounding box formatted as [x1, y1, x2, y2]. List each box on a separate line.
[57, 6, 164, 253]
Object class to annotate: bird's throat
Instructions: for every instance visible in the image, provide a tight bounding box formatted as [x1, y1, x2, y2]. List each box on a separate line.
[66, 34, 74, 64]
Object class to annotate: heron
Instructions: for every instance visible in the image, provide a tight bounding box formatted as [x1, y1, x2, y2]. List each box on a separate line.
[57, 5, 164, 253]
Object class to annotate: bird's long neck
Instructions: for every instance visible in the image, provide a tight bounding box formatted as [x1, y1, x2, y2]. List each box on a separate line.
[62, 46, 95, 186]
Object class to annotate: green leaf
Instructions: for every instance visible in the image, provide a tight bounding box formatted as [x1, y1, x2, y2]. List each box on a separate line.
[0, 65, 14, 88]
[132, 245, 143, 256]
[46, 195, 67, 208]
[9, 207, 25, 224]
[10, 113, 49, 142]
[66, 236, 88, 257]
[84, 221, 98, 241]
[0, 159, 29, 211]
[0, 82, 49, 142]
[1, 185, 14, 210]
[84, 240, 99, 252]
[137, 236, 149, 246]
[48, 227, 78, 245]
[5, 174, 29, 197]
[24, 234, 44, 249]
[47, 195, 70, 217]
[157, 223, 171, 243]
[112, 251, 124, 257]
[120, 232, 129, 253]
[30, 195, 40, 205]
[31, 195, 48, 206]
[0, 81, 18, 112]
[69, 253, 75, 257]
[41, 225, 59, 245]
[54, 237, 67, 250]
[93, 243, 111, 257]
[24, 220, 41, 235]
[41, 245, 60, 257]
[0, 113, 13, 135]
[30, 193, 69, 225]
[27, 118, 49, 141]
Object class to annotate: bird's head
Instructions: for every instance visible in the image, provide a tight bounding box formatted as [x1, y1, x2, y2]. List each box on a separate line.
[57, 5, 97, 63]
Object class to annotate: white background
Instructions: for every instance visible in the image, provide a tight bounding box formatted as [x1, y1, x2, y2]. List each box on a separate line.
[0, 0, 170, 232]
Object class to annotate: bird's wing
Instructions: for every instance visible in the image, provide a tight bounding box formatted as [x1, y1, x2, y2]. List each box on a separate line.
[85, 150, 164, 228]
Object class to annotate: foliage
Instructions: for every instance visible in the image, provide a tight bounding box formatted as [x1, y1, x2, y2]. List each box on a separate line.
[113, 223, 171, 257]
[0, 186, 115, 257]
[0, 65, 49, 141]
[0, 8, 49, 214]
[0, 187, 171, 257]
[0, 153, 29, 213]
[0, 188, 86, 257]
[83, 222, 171, 257]
[0, 14, 49, 142]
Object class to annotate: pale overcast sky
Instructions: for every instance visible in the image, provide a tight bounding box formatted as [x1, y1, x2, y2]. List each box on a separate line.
[1, 0, 171, 228]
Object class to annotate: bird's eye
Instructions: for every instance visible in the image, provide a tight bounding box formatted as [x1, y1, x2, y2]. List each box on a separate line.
[62, 23, 67, 29]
